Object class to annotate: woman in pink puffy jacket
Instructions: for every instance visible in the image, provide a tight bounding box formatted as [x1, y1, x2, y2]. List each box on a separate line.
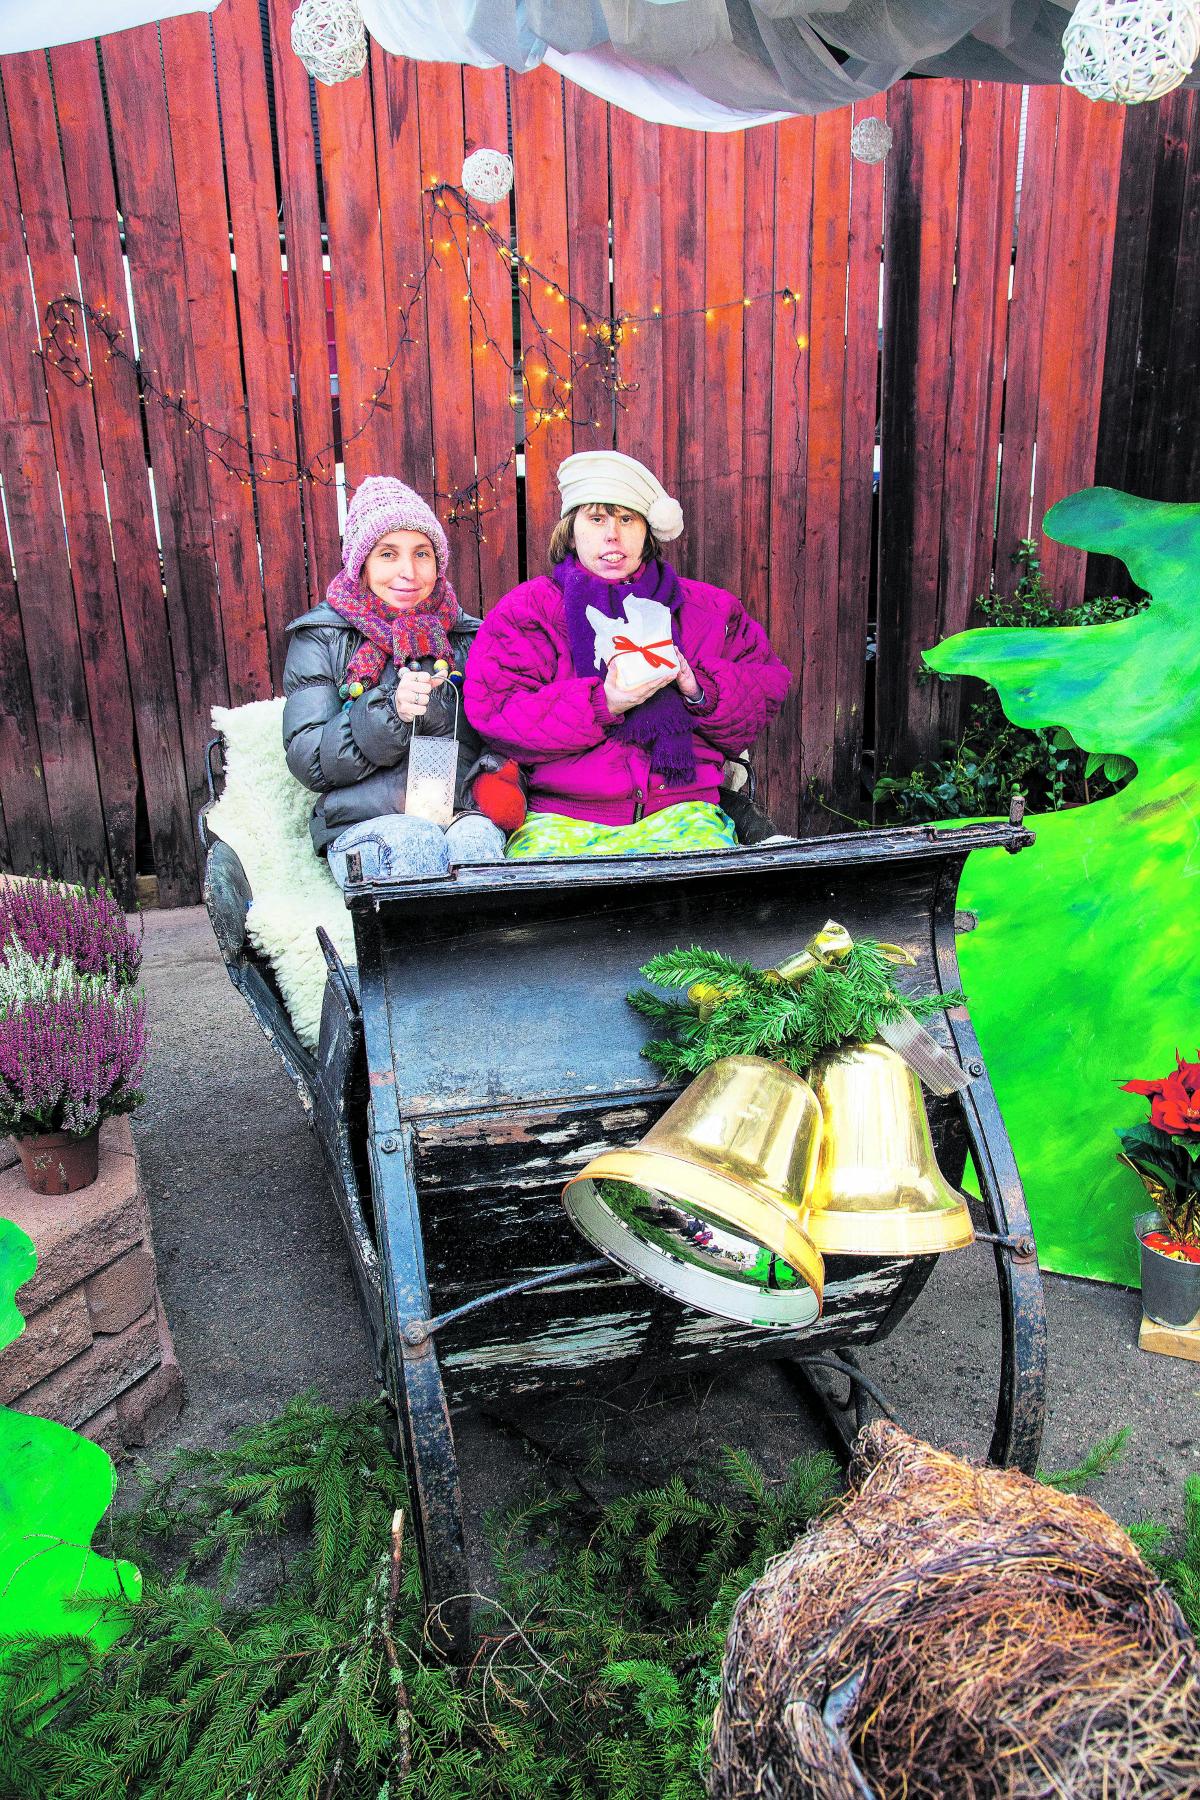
[463, 451, 792, 858]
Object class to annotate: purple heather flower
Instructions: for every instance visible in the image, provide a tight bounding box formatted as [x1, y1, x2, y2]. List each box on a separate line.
[0, 880, 142, 987]
[0, 986, 147, 1138]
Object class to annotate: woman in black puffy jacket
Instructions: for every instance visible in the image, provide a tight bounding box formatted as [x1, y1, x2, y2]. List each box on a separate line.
[281, 476, 525, 885]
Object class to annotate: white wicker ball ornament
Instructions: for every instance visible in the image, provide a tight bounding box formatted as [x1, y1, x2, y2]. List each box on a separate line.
[1062, 0, 1200, 101]
[850, 117, 894, 163]
[461, 148, 515, 204]
[290, 0, 367, 86]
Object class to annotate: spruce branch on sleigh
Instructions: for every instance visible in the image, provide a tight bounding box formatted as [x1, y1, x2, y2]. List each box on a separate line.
[627, 940, 964, 1083]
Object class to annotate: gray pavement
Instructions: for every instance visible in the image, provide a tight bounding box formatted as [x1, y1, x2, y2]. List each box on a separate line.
[132, 905, 1198, 1552]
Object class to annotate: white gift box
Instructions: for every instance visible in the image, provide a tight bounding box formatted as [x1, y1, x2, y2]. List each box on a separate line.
[586, 595, 680, 690]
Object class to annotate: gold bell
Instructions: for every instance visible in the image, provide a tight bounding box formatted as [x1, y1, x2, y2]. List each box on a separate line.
[563, 1055, 825, 1328]
[799, 1041, 975, 1257]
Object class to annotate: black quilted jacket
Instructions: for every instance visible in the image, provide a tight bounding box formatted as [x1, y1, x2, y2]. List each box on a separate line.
[281, 601, 501, 854]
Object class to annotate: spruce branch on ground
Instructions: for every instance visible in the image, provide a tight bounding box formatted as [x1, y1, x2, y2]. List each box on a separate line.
[1040, 1427, 1131, 1494]
[0, 1393, 838, 1800]
[1143, 1475, 1200, 1635]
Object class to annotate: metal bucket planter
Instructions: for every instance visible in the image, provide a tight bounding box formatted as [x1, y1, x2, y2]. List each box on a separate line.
[1135, 1209, 1200, 1329]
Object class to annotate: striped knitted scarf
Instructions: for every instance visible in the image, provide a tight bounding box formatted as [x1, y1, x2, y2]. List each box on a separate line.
[326, 569, 460, 687]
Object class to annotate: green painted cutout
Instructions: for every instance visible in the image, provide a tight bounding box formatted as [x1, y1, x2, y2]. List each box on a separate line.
[926, 487, 1200, 1285]
[0, 1215, 140, 1689]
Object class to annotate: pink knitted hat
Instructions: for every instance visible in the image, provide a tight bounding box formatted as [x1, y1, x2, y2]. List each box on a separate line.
[341, 476, 450, 584]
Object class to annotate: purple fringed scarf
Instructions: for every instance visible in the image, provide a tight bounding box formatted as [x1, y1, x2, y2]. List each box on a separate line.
[556, 552, 696, 785]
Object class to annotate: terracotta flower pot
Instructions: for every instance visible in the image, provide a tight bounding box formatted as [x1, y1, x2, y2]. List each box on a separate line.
[1135, 1209, 1200, 1329]
[14, 1128, 101, 1195]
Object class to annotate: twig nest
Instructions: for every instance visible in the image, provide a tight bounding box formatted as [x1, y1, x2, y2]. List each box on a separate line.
[290, 0, 367, 86]
[850, 116, 894, 163]
[461, 148, 515, 204]
[709, 1423, 1200, 1800]
[1062, 0, 1200, 102]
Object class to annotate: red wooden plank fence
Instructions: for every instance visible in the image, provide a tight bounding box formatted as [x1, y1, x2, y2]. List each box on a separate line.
[214, 0, 311, 685]
[100, 25, 234, 880]
[1, 6, 1185, 902]
[49, 38, 197, 904]
[270, 0, 341, 605]
[834, 95, 887, 820]
[509, 68, 572, 572]
[0, 82, 109, 891]
[7, 52, 141, 899]
[1091, 89, 1200, 592]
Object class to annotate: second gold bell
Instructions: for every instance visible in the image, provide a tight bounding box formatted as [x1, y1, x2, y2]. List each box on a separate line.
[799, 1041, 975, 1257]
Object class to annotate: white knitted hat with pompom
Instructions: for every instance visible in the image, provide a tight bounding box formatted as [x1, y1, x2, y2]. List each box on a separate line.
[556, 451, 685, 542]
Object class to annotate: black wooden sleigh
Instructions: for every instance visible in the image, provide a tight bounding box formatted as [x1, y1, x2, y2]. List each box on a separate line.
[200, 760, 1045, 1656]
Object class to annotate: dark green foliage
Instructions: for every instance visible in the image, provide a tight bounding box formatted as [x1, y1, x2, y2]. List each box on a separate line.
[1115, 1119, 1200, 1245]
[873, 543, 1147, 824]
[628, 943, 962, 1082]
[1145, 1477, 1200, 1634]
[0, 1394, 838, 1800]
[0, 1395, 414, 1800]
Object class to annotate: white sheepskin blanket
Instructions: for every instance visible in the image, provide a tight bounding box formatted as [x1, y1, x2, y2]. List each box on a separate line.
[207, 698, 354, 1052]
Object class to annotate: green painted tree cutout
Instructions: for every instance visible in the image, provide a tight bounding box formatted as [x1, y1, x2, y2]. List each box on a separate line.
[0, 1215, 140, 1695]
[926, 487, 1200, 1285]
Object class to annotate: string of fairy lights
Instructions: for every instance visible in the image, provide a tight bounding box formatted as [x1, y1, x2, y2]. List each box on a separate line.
[40, 180, 810, 541]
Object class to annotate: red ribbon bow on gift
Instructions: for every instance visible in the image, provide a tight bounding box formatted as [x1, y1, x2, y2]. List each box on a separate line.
[609, 635, 676, 670]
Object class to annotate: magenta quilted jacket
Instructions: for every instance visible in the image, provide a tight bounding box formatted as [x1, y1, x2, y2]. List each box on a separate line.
[463, 574, 791, 826]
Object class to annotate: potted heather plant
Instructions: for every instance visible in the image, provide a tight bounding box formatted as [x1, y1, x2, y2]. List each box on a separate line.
[1118, 1053, 1200, 1328]
[0, 877, 141, 987]
[0, 944, 147, 1195]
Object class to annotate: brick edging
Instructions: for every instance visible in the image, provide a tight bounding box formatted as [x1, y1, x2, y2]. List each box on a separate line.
[1, 1116, 184, 1453]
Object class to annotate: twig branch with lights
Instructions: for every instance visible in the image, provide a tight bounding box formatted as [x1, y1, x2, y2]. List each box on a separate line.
[39, 182, 814, 541]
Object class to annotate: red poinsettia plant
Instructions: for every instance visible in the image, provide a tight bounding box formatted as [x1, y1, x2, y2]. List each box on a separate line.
[1118, 1052, 1200, 1261]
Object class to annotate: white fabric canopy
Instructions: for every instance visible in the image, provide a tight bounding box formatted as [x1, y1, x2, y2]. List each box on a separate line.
[360, 0, 1099, 125]
[7, 0, 1194, 125]
[542, 42, 791, 130]
[0, 0, 218, 56]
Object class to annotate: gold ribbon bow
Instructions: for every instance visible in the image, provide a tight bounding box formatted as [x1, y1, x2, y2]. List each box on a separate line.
[770, 920, 973, 1096]
[770, 921, 913, 986]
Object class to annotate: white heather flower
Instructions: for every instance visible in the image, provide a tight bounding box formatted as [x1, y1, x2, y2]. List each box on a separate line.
[0, 938, 113, 1015]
